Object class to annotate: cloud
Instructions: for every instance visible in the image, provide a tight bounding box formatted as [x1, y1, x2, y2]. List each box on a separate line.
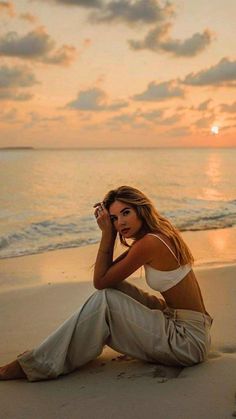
[157, 114, 181, 125]
[138, 108, 164, 121]
[38, 0, 102, 8]
[0, 108, 19, 123]
[109, 112, 138, 124]
[195, 115, 214, 128]
[0, 3, 38, 23]
[0, 90, 33, 101]
[196, 99, 212, 111]
[178, 99, 214, 115]
[25, 111, 66, 128]
[129, 22, 169, 49]
[41, 0, 173, 25]
[0, 65, 38, 101]
[0, 1, 15, 17]
[0, 28, 53, 57]
[43, 45, 76, 65]
[129, 23, 213, 57]
[220, 101, 236, 113]
[219, 122, 236, 131]
[19, 13, 38, 24]
[0, 65, 38, 88]
[89, 0, 174, 25]
[67, 87, 128, 111]
[0, 27, 76, 66]
[35, 0, 174, 27]
[107, 110, 147, 129]
[138, 109, 181, 125]
[31, 1, 211, 60]
[161, 30, 213, 57]
[107, 108, 181, 129]
[163, 126, 190, 137]
[183, 57, 236, 86]
[133, 80, 184, 101]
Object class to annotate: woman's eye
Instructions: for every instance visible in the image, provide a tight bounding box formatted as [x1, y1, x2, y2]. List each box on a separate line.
[123, 210, 130, 216]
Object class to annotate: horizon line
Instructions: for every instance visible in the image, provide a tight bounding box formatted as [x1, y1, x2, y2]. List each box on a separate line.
[1, 146, 236, 151]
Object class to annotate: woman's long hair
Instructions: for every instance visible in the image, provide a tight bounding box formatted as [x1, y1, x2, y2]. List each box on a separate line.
[103, 185, 194, 266]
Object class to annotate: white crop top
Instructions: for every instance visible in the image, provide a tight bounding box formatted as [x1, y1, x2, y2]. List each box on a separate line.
[144, 233, 192, 292]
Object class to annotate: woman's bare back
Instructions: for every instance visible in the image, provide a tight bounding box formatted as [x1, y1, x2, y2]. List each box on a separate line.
[162, 271, 208, 314]
[146, 232, 208, 314]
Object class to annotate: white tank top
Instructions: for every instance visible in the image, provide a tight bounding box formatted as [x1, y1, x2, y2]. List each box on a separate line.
[144, 233, 192, 292]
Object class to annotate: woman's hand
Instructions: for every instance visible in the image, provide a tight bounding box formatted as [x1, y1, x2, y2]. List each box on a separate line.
[93, 202, 117, 238]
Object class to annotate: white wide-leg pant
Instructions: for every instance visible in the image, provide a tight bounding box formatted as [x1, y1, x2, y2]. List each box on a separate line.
[17, 282, 213, 382]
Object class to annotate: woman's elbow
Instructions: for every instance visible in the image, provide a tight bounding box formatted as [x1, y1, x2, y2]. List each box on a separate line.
[94, 283, 103, 290]
[93, 278, 105, 290]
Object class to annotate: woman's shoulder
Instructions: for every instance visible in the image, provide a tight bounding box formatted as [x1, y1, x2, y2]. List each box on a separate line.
[131, 232, 165, 255]
[146, 230, 168, 239]
[144, 231, 176, 254]
[145, 231, 168, 241]
[132, 231, 169, 250]
[131, 232, 160, 249]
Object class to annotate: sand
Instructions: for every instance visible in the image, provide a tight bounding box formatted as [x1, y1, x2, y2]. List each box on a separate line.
[0, 229, 236, 419]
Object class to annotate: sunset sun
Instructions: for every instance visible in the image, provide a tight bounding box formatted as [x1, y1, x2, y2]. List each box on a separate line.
[211, 126, 219, 135]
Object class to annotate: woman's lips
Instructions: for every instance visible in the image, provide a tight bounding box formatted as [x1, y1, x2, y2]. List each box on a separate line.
[121, 228, 130, 234]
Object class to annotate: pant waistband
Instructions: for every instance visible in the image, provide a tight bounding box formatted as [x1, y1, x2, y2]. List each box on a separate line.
[164, 307, 213, 327]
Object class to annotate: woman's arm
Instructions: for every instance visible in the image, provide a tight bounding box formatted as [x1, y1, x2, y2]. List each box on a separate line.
[93, 201, 118, 288]
[93, 235, 153, 290]
[111, 249, 130, 266]
[93, 231, 116, 285]
[93, 201, 153, 290]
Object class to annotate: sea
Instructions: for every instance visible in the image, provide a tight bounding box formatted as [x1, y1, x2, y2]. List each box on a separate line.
[0, 148, 235, 260]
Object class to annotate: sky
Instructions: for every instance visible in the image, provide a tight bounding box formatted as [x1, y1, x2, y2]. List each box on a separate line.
[0, 0, 236, 148]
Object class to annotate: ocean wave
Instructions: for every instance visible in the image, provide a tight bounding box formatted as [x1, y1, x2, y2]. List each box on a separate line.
[0, 199, 236, 259]
[0, 237, 9, 250]
[176, 212, 236, 231]
[0, 216, 99, 259]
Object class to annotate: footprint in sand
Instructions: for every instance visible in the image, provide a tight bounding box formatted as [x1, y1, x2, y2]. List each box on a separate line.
[152, 365, 182, 379]
[116, 365, 182, 382]
[117, 372, 126, 379]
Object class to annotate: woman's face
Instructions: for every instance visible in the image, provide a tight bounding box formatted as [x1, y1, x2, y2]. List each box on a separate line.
[108, 200, 144, 239]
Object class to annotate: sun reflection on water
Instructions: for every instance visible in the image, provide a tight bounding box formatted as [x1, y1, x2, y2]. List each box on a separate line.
[198, 153, 227, 202]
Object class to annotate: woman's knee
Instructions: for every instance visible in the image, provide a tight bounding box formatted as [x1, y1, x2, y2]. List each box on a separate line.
[88, 288, 126, 314]
[89, 288, 119, 304]
[93, 288, 124, 307]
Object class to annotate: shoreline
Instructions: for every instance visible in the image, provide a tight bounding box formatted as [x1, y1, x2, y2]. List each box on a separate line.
[1, 227, 236, 293]
[1, 226, 236, 265]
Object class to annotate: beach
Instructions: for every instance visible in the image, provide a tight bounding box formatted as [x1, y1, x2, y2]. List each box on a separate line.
[1, 0, 236, 413]
[0, 228, 236, 419]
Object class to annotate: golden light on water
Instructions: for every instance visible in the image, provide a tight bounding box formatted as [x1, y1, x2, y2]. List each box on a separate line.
[211, 125, 219, 135]
[198, 153, 226, 202]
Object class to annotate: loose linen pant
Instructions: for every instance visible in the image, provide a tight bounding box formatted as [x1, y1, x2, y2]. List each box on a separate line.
[17, 282, 213, 382]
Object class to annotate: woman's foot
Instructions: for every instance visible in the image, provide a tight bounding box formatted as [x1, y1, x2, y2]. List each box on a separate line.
[0, 360, 26, 380]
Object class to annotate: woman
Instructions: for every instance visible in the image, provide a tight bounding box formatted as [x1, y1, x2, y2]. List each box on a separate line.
[0, 185, 213, 381]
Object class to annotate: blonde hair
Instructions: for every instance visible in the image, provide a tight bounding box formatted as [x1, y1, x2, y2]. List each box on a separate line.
[103, 185, 194, 266]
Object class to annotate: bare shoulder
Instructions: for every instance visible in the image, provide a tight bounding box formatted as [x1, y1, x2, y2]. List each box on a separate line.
[141, 232, 178, 261]
[144, 232, 174, 250]
[132, 233, 159, 248]
[130, 233, 158, 257]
